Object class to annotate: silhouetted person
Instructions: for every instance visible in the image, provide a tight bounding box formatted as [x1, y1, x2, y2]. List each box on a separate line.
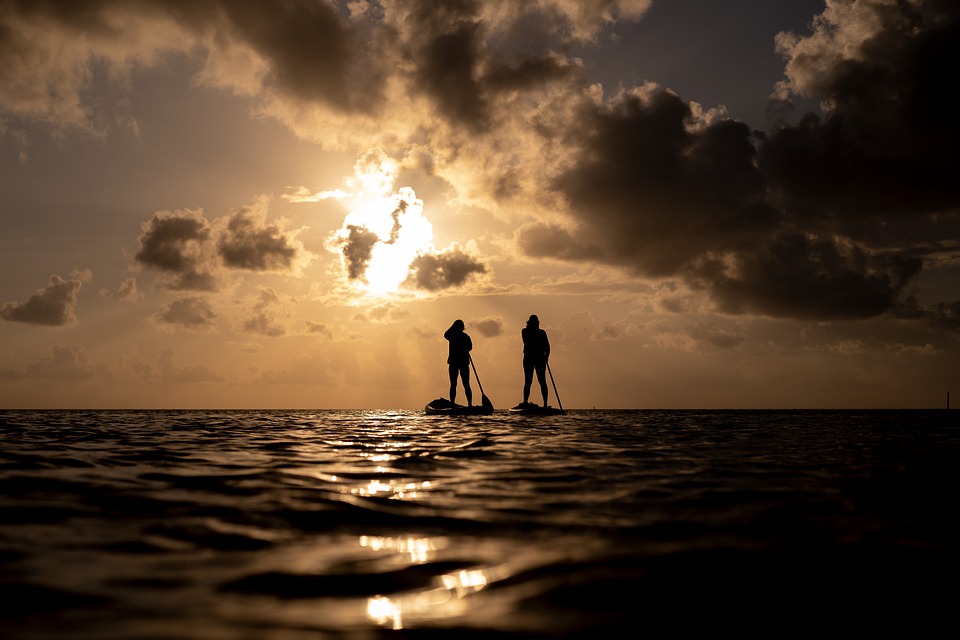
[444, 319, 473, 406]
[522, 314, 550, 406]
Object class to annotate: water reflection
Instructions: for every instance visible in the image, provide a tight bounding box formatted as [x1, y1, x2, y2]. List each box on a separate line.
[367, 595, 403, 630]
[360, 534, 496, 630]
[349, 479, 433, 499]
[358, 535, 443, 563]
[365, 567, 488, 630]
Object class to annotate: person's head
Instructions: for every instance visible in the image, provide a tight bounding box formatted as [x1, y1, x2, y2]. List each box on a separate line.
[453, 319, 465, 331]
[526, 314, 539, 327]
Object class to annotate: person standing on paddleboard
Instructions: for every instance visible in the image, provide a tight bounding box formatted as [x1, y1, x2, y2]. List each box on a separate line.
[521, 314, 550, 407]
[444, 319, 473, 407]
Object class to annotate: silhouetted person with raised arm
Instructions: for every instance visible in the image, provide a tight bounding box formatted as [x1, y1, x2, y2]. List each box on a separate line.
[444, 319, 473, 406]
[522, 314, 550, 407]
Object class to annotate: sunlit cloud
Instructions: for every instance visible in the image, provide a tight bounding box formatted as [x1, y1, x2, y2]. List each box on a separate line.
[320, 148, 490, 297]
[281, 187, 350, 203]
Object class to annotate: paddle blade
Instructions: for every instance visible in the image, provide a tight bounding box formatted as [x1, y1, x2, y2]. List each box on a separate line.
[481, 394, 494, 410]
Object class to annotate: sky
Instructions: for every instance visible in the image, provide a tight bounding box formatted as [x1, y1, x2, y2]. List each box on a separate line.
[1, 0, 957, 410]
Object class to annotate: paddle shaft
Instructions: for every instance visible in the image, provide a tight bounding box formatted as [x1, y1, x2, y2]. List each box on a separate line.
[469, 355, 490, 404]
[547, 361, 564, 412]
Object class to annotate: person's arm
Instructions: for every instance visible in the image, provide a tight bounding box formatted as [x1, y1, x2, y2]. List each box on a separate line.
[466, 335, 473, 352]
[543, 331, 550, 359]
[444, 325, 454, 340]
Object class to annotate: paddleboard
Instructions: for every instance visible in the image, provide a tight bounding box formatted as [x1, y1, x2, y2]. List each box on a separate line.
[424, 397, 494, 416]
[508, 403, 565, 416]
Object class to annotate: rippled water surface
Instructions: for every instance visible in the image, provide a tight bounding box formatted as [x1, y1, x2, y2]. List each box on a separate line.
[1, 409, 958, 638]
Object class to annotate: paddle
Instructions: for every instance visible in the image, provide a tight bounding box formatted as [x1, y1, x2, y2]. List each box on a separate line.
[469, 355, 493, 409]
[547, 361, 564, 413]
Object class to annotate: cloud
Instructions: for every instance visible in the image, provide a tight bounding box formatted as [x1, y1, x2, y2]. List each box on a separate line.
[240, 287, 291, 337]
[405, 245, 488, 291]
[135, 209, 218, 291]
[472, 317, 503, 338]
[126, 347, 223, 383]
[369, 302, 409, 323]
[685, 323, 746, 350]
[693, 232, 923, 320]
[549, 89, 777, 276]
[515, 1, 960, 324]
[305, 321, 333, 338]
[3, 0, 957, 328]
[135, 202, 311, 290]
[152, 296, 217, 331]
[25, 345, 95, 380]
[156, 347, 222, 383]
[98, 277, 144, 302]
[218, 205, 308, 272]
[1, 275, 82, 326]
[337, 224, 380, 281]
[764, 0, 960, 226]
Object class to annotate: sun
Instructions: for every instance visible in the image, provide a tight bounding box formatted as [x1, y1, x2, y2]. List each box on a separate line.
[329, 151, 435, 297]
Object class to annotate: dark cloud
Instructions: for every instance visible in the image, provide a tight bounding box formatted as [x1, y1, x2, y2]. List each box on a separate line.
[153, 296, 217, 330]
[337, 225, 379, 281]
[215, 0, 360, 109]
[415, 22, 490, 130]
[218, 208, 300, 271]
[137, 206, 307, 290]
[924, 300, 960, 332]
[764, 0, 960, 223]
[405, 247, 487, 291]
[135, 210, 217, 291]
[1, 275, 82, 326]
[517, 223, 603, 262]
[0, 0, 381, 124]
[692, 232, 923, 321]
[553, 90, 776, 276]
[519, 1, 959, 324]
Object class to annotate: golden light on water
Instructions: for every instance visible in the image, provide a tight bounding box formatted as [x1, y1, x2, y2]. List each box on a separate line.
[349, 478, 432, 499]
[441, 569, 488, 596]
[365, 565, 492, 630]
[358, 535, 442, 563]
[367, 596, 403, 630]
[359, 535, 498, 629]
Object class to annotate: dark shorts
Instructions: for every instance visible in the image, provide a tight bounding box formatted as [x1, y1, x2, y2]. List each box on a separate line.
[449, 362, 469, 378]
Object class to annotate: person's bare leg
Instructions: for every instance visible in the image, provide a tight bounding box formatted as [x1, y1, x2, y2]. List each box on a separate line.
[523, 362, 533, 404]
[449, 367, 458, 404]
[537, 366, 548, 406]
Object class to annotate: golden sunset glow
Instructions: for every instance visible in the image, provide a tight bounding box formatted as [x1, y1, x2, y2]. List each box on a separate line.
[0, 1, 956, 409]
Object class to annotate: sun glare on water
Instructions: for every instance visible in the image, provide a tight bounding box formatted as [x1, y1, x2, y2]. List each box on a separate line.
[329, 151, 435, 297]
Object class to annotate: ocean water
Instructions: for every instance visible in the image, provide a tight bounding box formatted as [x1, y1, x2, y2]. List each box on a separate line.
[0, 409, 957, 639]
